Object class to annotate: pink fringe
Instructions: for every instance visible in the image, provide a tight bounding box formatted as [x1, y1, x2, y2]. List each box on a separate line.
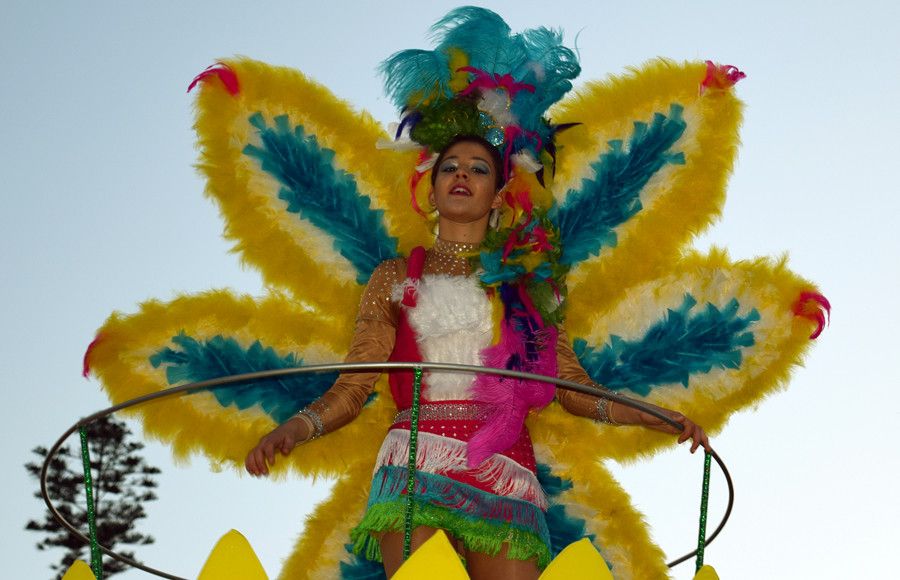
[374, 429, 547, 508]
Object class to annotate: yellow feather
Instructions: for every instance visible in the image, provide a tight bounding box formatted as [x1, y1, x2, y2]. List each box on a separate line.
[566, 249, 821, 464]
[531, 407, 671, 577]
[552, 60, 743, 338]
[447, 48, 471, 94]
[86, 290, 394, 477]
[195, 58, 432, 305]
[279, 459, 376, 579]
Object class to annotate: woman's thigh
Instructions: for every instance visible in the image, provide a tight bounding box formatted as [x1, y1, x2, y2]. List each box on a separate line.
[380, 526, 461, 578]
[465, 543, 540, 580]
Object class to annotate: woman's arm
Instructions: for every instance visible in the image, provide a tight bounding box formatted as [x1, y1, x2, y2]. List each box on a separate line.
[245, 259, 403, 475]
[555, 329, 710, 453]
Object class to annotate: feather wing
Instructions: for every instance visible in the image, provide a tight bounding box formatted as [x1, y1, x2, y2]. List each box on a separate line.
[529, 251, 825, 576]
[549, 60, 743, 339]
[279, 459, 387, 579]
[530, 411, 670, 579]
[193, 58, 431, 315]
[564, 249, 826, 463]
[84, 290, 393, 477]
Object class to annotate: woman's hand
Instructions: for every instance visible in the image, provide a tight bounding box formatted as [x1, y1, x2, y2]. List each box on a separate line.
[611, 402, 711, 453]
[245, 417, 309, 476]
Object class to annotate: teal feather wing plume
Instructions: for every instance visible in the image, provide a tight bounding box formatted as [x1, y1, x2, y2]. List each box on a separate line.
[242, 113, 399, 284]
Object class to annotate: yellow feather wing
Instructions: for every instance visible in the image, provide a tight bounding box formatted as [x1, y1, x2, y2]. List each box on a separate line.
[531, 405, 671, 578]
[279, 459, 381, 579]
[550, 60, 743, 339]
[85, 289, 392, 477]
[565, 249, 825, 463]
[193, 57, 431, 316]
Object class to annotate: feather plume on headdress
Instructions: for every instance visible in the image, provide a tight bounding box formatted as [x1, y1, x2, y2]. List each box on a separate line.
[380, 6, 580, 180]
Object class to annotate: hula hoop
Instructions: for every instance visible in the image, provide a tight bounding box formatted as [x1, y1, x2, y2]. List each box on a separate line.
[42, 361, 734, 578]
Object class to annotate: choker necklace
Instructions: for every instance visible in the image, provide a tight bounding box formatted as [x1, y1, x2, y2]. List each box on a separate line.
[433, 238, 480, 257]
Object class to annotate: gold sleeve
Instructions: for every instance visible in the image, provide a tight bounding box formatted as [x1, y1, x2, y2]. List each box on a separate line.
[555, 328, 617, 423]
[304, 259, 405, 434]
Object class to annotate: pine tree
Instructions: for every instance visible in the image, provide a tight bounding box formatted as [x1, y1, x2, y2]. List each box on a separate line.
[25, 416, 161, 578]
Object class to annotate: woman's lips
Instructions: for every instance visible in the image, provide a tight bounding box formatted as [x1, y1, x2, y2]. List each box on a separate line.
[450, 185, 472, 196]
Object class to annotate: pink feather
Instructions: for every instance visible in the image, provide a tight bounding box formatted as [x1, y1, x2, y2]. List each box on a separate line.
[793, 291, 831, 339]
[187, 63, 240, 95]
[467, 322, 557, 467]
[82, 333, 103, 378]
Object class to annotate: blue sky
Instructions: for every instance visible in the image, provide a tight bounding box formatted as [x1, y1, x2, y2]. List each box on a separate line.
[2, 1, 898, 578]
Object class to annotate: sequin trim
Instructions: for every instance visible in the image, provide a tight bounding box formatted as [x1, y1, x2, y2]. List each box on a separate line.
[393, 402, 491, 424]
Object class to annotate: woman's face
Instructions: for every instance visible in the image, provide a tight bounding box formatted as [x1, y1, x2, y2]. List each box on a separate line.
[430, 140, 502, 225]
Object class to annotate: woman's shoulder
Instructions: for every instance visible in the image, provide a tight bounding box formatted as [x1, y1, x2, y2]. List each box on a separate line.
[374, 256, 407, 275]
[367, 256, 408, 289]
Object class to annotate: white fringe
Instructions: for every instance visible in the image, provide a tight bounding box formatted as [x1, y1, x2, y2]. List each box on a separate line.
[373, 429, 548, 509]
[393, 275, 493, 401]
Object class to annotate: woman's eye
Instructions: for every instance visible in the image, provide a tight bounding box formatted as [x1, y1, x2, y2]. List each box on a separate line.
[472, 164, 491, 175]
[439, 162, 458, 173]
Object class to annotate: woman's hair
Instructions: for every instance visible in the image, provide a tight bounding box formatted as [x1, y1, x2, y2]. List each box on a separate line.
[430, 135, 505, 192]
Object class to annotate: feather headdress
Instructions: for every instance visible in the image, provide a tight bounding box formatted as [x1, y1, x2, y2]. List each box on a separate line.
[381, 6, 580, 181]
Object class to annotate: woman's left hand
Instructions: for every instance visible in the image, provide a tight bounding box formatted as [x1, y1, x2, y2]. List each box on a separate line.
[619, 403, 711, 453]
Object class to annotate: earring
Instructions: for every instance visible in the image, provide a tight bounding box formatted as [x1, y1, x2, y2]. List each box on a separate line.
[488, 208, 500, 230]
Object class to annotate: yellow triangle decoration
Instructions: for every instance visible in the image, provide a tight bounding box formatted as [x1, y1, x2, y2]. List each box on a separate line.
[539, 538, 613, 579]
[197, 529, 268, 580]
[693, 564, 720, 580]
[393, 530, 469, 580]
[58, 535, 717, 579]
[61, 560, 96, 580]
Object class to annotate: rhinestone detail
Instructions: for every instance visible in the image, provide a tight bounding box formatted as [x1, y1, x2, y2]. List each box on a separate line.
[432, 237, 480, 257]
[393, 402, 491, 424]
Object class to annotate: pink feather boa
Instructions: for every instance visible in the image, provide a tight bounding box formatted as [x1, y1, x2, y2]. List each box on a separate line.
[466, 320, 557, 467]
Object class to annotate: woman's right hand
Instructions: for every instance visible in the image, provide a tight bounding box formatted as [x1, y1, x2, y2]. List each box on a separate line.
[245, 417, 309, 476]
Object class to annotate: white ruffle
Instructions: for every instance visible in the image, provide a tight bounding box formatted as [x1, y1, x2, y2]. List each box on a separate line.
[396, 275, 493, 400]
[374, 429, 547, 509]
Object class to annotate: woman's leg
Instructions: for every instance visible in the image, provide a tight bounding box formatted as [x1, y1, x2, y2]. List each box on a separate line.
[465, 543, 540, 580]
[379, 526, 443, 578]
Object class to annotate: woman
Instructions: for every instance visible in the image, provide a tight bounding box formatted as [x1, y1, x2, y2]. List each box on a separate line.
[245, 135, 710, 579]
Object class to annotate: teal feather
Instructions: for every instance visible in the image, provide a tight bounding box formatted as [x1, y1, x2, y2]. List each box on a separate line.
[380, 49, 452, 108]
[430, 7, 515, 71]
[382, 7, 579, 145]
[536, 463, 598, 557]
[365, 466, 549, 537]
[242, 113, 399, 284]
[550, 104, 687, 266]
[512, 27, 580, 134]
[149, 332, 340, 424]
[573, 294, 760, 396]
[340, 547, 385, 579]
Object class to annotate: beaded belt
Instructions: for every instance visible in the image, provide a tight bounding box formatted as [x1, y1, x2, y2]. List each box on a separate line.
[393, 402, 491, 424]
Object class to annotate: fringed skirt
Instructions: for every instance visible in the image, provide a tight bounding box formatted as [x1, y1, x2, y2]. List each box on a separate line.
[351, 401, 551, 568]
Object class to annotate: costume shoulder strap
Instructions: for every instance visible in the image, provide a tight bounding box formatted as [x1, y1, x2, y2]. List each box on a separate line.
[401, 246, 427, 307]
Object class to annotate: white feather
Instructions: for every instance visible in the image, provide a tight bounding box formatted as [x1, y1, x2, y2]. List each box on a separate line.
[399, 275, 493, 400]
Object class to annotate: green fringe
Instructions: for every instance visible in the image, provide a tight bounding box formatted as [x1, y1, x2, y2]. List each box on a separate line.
[351, 499, 552, 568]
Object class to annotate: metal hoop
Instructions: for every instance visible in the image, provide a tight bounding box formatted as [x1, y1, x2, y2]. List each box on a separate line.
[42, 361, 734, 578]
